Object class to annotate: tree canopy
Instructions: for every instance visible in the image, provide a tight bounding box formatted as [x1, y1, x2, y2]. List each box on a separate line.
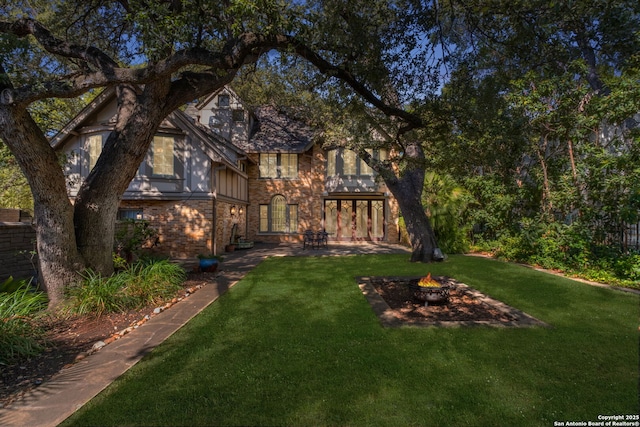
[1, 0, 639, 305]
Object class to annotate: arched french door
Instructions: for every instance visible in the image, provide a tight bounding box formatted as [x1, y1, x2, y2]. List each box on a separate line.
[324, 199, 385, 241]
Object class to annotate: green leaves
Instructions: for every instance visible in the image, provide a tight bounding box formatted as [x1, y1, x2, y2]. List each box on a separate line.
[65, 259, 186, 317]
[0, 279, 47, 364]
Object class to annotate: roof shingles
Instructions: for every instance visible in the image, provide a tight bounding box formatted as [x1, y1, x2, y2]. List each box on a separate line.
[238, 105, 316, 153]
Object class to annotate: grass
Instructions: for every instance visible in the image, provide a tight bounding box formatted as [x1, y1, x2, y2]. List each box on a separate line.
[61, 254, 639, 426]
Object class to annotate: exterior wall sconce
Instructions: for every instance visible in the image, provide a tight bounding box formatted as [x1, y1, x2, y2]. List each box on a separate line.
[239, 206, 244, 215]
[230, 205, 237, 215]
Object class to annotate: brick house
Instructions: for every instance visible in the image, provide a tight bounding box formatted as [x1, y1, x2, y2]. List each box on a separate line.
[52, 87, 400, 260]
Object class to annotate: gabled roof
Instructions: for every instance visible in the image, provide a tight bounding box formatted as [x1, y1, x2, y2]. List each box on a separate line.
[50, 87, 249, 171]
[235, 105, 317, 153]
[50, 87, 116, 149]
[170, 109, 253, 168]
[193, 86, 246, 112]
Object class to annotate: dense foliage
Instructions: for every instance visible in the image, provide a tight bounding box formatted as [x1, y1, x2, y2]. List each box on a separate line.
[0, 278, 47, 364]
[1, 0, 638, 302]
[65, 259, 186, 317]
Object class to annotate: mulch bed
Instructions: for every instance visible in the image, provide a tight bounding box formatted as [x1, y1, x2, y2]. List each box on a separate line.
[0, 271, 215, 409]
[370, 276, 517, 322]
[361, 276, 548, 328]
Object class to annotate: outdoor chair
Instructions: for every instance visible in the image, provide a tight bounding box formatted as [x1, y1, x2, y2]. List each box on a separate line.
[303, 229, 317, 249]
[303, 230, 329, 249]
[315, 231, 328, 248]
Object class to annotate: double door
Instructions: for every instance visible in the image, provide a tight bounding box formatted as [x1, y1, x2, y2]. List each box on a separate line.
[324, 199, 385, 241]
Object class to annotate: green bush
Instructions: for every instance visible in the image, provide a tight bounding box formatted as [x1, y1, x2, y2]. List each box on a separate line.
[122, 259, 185, 307]
[114, 219, 158, 262]
[488, 219, 640, 289]
[0, 279, 47, 364]
[65, 259, 186, 317]
[614, 252, 640, 281]
[66, 270, 128, 317]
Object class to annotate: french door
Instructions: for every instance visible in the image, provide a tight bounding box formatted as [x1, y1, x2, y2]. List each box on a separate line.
[324, 199, 385, 241]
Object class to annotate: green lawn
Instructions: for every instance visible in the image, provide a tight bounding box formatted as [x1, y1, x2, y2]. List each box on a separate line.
[62, 254, 639, 426]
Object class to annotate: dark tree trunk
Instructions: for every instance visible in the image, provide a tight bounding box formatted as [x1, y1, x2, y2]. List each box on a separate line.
[0, 106, 85, 308]
[377, 142, 439, 262]
[74, 83, 172, 274]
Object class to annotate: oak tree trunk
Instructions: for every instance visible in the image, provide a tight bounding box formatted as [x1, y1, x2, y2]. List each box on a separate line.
[378, 142, 439, 262]
[73, 74, 236, 274]
[74, 83, 172, 274]
[0, 106, 85, 308]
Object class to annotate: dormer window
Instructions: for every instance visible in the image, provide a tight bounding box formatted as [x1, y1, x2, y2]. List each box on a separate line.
[217, 94, 230, 107]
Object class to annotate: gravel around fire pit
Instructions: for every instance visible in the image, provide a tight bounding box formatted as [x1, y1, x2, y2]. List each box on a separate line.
[359, 276, 549, 328]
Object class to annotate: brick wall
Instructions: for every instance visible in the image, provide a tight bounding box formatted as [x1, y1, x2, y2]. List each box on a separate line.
[246, 146, 326, 244]
[215, 199, 247, 252]
[119, 144, 401, 255]
[119, 199, 215, 260]
[118, 199, 248, 259]
[245, 145, 401, 244]
[0, 223, 37, 283]
[0, 209, 32, 222]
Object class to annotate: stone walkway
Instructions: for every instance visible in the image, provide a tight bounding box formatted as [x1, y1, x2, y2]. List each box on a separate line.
[0, 242, 409, 427]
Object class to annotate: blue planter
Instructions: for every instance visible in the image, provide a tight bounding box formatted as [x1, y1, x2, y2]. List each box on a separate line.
[199, 258, 219, 272]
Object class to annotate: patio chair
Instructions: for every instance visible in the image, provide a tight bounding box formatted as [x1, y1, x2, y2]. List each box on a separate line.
[316, 231, 328, 248]
[303, 230, 317, 249]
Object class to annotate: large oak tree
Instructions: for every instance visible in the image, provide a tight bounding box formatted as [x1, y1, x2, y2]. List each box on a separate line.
[5, 0, 634, 309]
[0, 0, 446, 308]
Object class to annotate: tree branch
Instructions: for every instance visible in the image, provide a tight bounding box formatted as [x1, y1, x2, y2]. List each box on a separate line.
[1, 18, 119, 72]
[1, 17, 427, 133]
[288, 39, 425, 132]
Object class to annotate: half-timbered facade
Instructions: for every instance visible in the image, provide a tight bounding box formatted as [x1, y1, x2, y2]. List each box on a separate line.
[52, 87, 400, 259]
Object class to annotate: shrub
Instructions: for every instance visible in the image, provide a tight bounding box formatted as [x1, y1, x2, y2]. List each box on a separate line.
[66, 270, 128, 317]
[0, 279, 47, 364]
[65, 259, 186, 317]
[488, 219, 640, 289]
[614, 252, 640, 281]
[122, 259, 185, 307]
[114, 219, 158, 262]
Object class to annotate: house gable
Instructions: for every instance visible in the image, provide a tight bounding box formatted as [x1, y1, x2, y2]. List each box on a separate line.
[52, 90, 249, 203]
[186, 86, 253, 146]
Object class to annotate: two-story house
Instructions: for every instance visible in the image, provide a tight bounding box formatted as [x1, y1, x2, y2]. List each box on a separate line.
[51, 87, 400, 259]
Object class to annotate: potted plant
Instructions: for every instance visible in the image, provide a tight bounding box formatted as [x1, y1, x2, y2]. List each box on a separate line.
[197, 254, 223, 272]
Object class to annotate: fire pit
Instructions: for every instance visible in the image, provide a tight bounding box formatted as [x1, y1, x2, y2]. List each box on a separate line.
[409, 273, 450, 306]
[357, 275, 551, 328]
